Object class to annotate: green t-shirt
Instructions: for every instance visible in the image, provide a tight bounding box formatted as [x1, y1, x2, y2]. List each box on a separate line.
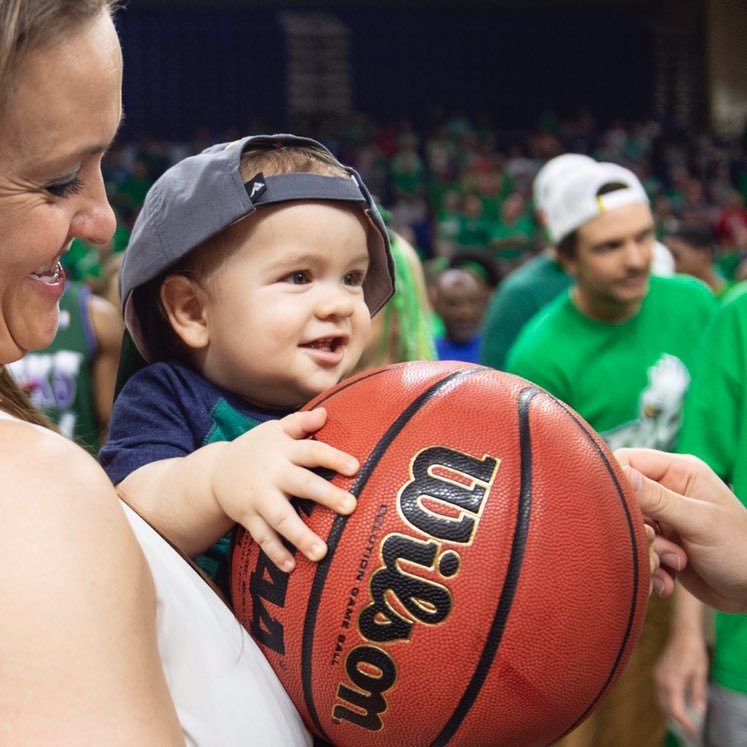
[506, 274, 716, 451]
[489, 215, 537, 261]
[455, 213, 492, 249]
[676, 280, 747, 695]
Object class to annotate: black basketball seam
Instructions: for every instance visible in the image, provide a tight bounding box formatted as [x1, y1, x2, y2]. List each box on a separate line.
[551, 398, 642, 738]
[430, 385, 538, 747]
[301, 367, 482, 740]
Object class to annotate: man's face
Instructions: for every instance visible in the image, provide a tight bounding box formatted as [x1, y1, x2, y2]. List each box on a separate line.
[562, 202, 655, 322]
[434, 269, 486, 344]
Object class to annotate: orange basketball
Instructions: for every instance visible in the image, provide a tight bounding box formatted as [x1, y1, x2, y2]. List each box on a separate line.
[230, 361, 649, 747]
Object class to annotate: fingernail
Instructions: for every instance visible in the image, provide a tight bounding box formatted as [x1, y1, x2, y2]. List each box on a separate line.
[652, 576, 666, 597]
[282, 557, 295, 573]
[341, 495, 356, 512]
[345, 458, 359, 473]
[309, 541, 326, 561]
[662, 552, 682, 571]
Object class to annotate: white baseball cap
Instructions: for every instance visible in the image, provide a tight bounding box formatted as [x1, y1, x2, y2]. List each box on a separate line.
[544, 161, 650, 244]
[652, 241, 675, 276]
[532, 153, 596, 216]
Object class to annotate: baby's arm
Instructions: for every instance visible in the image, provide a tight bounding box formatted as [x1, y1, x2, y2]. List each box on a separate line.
[117, 407, 358, 571]
[104, 364, 360, 570]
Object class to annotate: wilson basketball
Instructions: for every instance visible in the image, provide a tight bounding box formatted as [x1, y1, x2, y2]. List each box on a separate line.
[230, 361, 649, 747]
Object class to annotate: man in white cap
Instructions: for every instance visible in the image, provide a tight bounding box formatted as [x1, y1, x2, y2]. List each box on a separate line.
[479, 153, 595, 370]
[506, 160, 716, 747]
[480, 154, 674, 371]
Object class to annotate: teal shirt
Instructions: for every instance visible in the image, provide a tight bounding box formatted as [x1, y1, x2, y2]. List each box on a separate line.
[479, 251, 571, 371]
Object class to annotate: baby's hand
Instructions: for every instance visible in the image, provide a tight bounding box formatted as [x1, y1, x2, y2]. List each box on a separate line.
[212, 407, 358, 571]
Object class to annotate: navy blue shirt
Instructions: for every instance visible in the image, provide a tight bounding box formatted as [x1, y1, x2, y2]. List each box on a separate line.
[101, 360, 292, 590]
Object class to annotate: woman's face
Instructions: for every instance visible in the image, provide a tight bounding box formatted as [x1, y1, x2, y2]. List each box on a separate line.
[0, 11, 122, 364]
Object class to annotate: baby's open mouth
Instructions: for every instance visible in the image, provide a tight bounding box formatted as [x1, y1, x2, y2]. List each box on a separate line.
[302, 337, 344, 353]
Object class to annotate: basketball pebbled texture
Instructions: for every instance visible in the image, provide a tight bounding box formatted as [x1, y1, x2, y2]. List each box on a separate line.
[230, 361, 650, 747]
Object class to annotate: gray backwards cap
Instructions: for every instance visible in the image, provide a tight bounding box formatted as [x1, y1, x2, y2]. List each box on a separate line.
[120, 133, 395, 363]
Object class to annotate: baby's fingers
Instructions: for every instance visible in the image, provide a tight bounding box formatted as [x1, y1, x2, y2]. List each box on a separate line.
[284, 461, 357, 516]
[278, 409, 360, 478]
[278, 408, 329, 440]
[291, 435, 360, 483]
[248, 500, 328, 567]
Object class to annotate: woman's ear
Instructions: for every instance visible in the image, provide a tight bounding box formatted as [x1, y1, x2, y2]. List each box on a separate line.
[160, 275, 209, 351]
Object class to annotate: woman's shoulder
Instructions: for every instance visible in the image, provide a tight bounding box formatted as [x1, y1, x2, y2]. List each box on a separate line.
[0, 416, 114, 507]
[0, 416, 147, 593]
[0, 416, 185, 741]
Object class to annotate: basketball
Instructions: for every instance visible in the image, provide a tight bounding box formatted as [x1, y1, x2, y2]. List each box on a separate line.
[230, 360, 649, 747]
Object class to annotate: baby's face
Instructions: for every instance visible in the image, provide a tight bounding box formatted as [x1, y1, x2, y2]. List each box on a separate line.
[198, 201, 372, 409]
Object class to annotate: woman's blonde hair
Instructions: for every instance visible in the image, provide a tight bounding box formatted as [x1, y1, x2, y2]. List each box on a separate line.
[0, 0, 118, 108]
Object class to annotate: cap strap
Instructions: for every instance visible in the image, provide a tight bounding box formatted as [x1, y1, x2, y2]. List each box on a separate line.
[245, 172, 366, 207]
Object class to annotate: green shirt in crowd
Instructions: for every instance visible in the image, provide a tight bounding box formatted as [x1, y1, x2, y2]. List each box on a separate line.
[506, 274, 716, 451]
[479, 250, 571, 371]
[676, 280, 747, 697]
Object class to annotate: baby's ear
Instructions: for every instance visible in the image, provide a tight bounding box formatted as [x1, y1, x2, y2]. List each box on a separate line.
[160, 274, 209, 350]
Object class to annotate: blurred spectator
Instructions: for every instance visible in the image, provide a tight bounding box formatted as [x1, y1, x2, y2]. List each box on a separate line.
[112, 158, 153, 221]
[389, 135, 428, 238]
[433, 188, 463, 257]
[665, 224, 730, 296]
[489, 191, 538, 273]
[454, 192, 492, 251]
[653, 194, 680, 240]
[448, 250, 502, 295]
[432, 267, 487, 364]
[8, 282, 123, 453]
[715, 188, 747, 249]
[679, 177, 714, 226]
[470, 158, 512, 224]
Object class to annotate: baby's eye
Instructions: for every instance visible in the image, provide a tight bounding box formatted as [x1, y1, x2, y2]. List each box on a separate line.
[285, 270, 311, 285]
[45, 175, 84, 199]
[344, 269, 366, 287]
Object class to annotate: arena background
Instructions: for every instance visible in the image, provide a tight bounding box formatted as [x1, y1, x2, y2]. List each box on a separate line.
[115, 0, 747, 144]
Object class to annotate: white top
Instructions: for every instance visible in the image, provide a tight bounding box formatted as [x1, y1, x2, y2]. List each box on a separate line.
[123, 503, 311, 747]
[0, 411, 310, 746]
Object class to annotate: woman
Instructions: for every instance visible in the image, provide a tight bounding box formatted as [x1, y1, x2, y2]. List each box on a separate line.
[0, 3, 313, 743]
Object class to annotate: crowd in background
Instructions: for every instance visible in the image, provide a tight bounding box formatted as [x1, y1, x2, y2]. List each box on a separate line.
[29, 103, 747, 747]
[66, 110, 747, 317]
